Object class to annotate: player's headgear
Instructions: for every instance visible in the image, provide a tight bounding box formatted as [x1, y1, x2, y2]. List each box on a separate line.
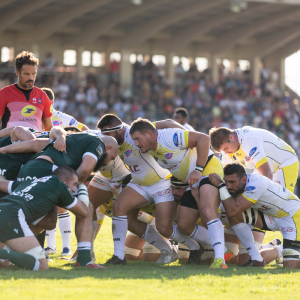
[170, 176, 189, 188]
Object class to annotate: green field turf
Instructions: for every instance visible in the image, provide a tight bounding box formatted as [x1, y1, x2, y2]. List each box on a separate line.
[1, 216, 300, 300]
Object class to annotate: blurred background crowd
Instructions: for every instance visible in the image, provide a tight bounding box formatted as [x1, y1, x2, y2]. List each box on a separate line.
[1, 56, 299, 158]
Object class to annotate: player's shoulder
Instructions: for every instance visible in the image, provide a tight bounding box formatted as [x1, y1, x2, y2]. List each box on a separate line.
[245, 173, 266, 190]
[0, 84, 15, 94]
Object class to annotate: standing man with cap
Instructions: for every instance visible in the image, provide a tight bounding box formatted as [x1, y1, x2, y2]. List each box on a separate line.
[0, 51, 52, 131]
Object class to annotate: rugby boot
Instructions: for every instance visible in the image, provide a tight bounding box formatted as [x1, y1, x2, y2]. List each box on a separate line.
[209, 257, 228, 269]
[44, 247, 56, 255]
[105, 255, 127, 265]
[76, 261, 106, 268]
[187, 245, 204, 265]
[156, 248, 179, 264]
[242, 259, 266, 267]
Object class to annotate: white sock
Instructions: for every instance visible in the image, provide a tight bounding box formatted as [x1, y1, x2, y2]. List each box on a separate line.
[231, 223, 263, 262]
[207, 219, 225, 262]
[274, 244, 283, 258]
[260, 243, 274, 250]
[45, 227, 56, 250]
[58, 212, 72, 249]
[170, 225, 200, 250]
[91, 220, 98, 255]
[189, 225, 213, 248]
[112, 216, 128, 260]
[141, 223, 172, 254]
[78, 241, 91, 251]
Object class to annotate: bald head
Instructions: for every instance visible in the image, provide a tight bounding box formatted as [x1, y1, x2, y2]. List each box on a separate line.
[101, 136, 118, 156]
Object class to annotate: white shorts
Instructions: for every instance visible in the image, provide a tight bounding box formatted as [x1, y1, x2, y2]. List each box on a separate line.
[264, 210, 300, 243]
[127, 179, 174, 205]
[90, 172, 123, 200]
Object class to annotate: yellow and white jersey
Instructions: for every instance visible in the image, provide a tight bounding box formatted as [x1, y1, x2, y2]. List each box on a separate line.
[149, 128, 214, 181]
[234, 126, 298, 172]
[243, 173, 300, 218]
[119, 124, 170, 186]
[52, 108, 84, 130]
[219, 151, 255, 170]
[86, 129, 130, 181]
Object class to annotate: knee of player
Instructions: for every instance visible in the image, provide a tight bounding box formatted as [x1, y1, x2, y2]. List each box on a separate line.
[177, 221, 193, 236]
[112, 200, 127, 216]
[155, 223, 170, 238]
[38, 259, 49, 271]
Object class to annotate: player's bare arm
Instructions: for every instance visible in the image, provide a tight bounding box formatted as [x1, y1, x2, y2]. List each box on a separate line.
[186, 132, 210, 185]
[42, 117, 53, 131]
[0, 138, 49, 154]
[257, 162, 273, 180]
[209, 173, 253, 217]
[0, 180, 10, 192]
[155, 119, 186, 130]
[76, 155, 97, 183]
[50, 126, 67, 152]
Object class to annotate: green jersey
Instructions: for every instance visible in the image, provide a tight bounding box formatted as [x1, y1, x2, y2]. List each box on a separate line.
[32, 132, 105, 170]
[1, 175, 77, 224]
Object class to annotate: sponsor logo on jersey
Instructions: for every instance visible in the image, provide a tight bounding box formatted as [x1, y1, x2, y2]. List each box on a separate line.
[233, 155, 237, 160]
[52, 120, 62, 126]
[69, 118, 76, 126]
[158, 188, 172, 197]
[219, 153, 222, 160]
[50, 105, 53, 113]
[245, 155, 251, 161]
[165, 153, 173, 160]
[173, 133, 178, 146]
[33, 176, 51, 183]
[38, 98, 41, 104]
[21, 105, 37, 117]
[125, 149, 133, 157]
[249, 147, 257, 157]
[32, 98, 37, 103]
[245, 186, 255, 191]
[280, 227, 293, 233]
[154, 156, 158, 161]
[96, 144, 104, 158]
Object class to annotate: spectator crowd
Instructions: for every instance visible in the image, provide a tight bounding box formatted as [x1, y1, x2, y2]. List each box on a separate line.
[1, 57, 300, 157]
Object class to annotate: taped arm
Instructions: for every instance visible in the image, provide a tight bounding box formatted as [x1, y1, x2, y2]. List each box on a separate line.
[221, 193, 254, 218]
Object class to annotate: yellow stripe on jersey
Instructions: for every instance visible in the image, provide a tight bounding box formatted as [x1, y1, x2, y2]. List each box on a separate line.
[184, 131, 189, 146]
[202, 156, 224, 179]
[77, 123, 84, 130]
[292, 209, 300, 241]
[242, 193, 257, 204]
[276, 209, 289, 218]
[282, 160, 299, 193]
[98, 219, 104, 225]
[100, 170, 112, 178]
[255, 157, 268, 169]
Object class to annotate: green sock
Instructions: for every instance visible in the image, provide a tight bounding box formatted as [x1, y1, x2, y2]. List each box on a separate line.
[0, 248, 39, 270]
[77, 242, 92, 266]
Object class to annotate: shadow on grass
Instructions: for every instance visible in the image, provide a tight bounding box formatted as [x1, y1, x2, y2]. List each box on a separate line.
[0, 261, 299, 280]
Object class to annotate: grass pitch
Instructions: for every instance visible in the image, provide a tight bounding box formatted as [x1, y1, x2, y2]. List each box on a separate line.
[1, 217, 300, 300]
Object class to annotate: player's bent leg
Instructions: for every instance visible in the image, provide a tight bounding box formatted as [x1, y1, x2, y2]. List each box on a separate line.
[5, 236, 48, 271]
[125, 232, 145, 260]
[88, 184, 113, 211]
[282, 247, 300, 269]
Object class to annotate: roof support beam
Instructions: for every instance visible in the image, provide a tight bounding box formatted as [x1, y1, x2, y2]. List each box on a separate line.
[66, 0, 172, 46]
[17, 0, 112, 45]
[0, 0, 56, 35]
[121, 0, 227, 49]
[211, 5, 300, 54]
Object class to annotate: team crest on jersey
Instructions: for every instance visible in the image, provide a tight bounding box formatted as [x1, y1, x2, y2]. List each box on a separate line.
[249, 147, 257, 157]
[38, 98, 41, 104]
[125, 149, 133, 157]
[245, 155, 251, 161]
[173, 133, 178, 146]
[69, 118, 76, 126]
[96, 145, 104, 158]
[245, 186, 255, 191]
[33, 176, 51, 183]
[53, 120, 62, 126]
[165, 153, 173, 160]
[21, 105, 37, 117]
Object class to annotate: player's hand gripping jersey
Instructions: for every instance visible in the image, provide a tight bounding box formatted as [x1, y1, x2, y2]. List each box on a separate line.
[119, 124, 170, 186]
[243, 173, 300, 218]
[51, 108, 84, 130]
[223, 126, 298, 172]
[149, 128, 214, 181]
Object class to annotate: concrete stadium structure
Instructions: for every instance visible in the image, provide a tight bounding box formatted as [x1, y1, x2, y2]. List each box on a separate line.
[1, 0, 300, 89]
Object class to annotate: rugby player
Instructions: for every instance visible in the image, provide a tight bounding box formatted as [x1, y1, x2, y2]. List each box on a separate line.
[129, 118, 229, 269]
[173, 107, 195, 131]
[0, 51, 52, 131]
[209, 163, 300, 268]
[0, 166, 101, 270]
[41, 87, 88, 257]
[209, 126, 299, 192]
[98, 114, 202, 265]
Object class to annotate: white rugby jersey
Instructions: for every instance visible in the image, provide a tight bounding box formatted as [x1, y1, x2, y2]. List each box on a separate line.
[119, 124, 170, 186]
[149, 128, 214, 181]
[243, 173, 300, 218]
[52, 108, 83, 129]
[86, 129, 130, 181]
[230, 126, 297, 172]
[219, 151, 255, 170]
[183, 123, 195, 131]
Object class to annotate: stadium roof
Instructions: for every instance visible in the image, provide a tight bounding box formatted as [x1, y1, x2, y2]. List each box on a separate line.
[1, 0, 300, 60]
